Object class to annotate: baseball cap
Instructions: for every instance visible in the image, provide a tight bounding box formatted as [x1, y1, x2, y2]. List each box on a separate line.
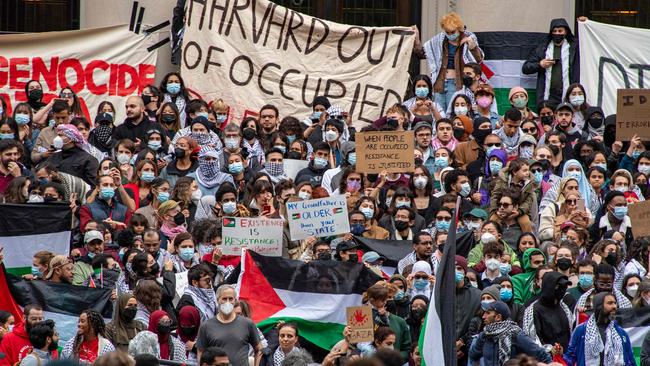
[485, 301, 511, 319]
[336, 240, 358, 253]
[84, 230, 104, 244]
[45, 255, 71, 280]
[464, 208, 488, 221]
[362, 251, 386, 264]
[413, 121, 433, 132]
[555, 102, 574, 113]
[95, 112, 113, 124]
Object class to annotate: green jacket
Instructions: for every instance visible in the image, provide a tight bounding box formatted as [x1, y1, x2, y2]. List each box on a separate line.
[72, 261, 93, 286]
[512, 248, 546, 305]
[467, 240, 521, 268]
[388, 313, 412, 360]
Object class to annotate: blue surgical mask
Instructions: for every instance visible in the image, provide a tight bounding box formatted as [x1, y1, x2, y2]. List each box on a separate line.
[14, 113, 30, 125]
[579, 274, 594, 289]
[613, 206, 628, 219]
[480, 300, 495, 311]
[311, 111, 322, 120]
[348, 152, 357, 166]
[533, 171, 543, 184]
[500, 288, 513, 302]
[360, 207, 374, 220]
[394, 290, 405, 301]
[100, 187, 115, 200]
[415, 87, 429, 98]
[489, 160, 502, 174]
[274, 145, 287, 154]
[594, 163, 607, 171]
[222, 201, 237, 214]
[435, 220, 451, 232]
[48, 119, 56, 128]
[225, 138, 239, 149]
[31, 266, 42, 278]
[87, 252, 96, 259]
[434, 157, 449, 169]
[0, 133, 15, 140]
[395, 200, 410, 208]
[499, 263, 511, 275]
[179, 247, 195, 261]
[148, 141, 161, 151]
[460, 182, 471, 197]
[447, 32, 460, 41]
[228, 162, 244, 174]
[455, 271, 464, 283]
[287, 135, 296, 144]
[141, 171, 155, 183]
[567, 170, 582, 181]
[313, 157, 328, 169]
[196, 111, 209, 119]
[166, 82, 181, 95]
[632, 151, 642, 160]
[157, 191, 170, 203]
[414, 279, 429, 290]
[216, 114, 227, 123]
[486, 146, 497, 156]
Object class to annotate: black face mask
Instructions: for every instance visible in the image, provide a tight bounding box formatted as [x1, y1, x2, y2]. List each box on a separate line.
[122, 306, 137, 321]
[437, 243, 444, 253]
[174, 148, 186, 159]
[367, 174, 379, 183]
[472, 129, 491, 145]
[348, 254, 358, 263]
[173, 212, 186, 226]
[142, 94, 153, 106]
[48, 340, 59, 352]
[149, 263, 160, 276]
[318, 252, 332, 261]
[605, 252, 618, 266]
[385, 300, 397, 314]
[157, 323, 172, 335]
[556, 258, 572, 271]
[387, 118, 399, 129]
[410, 307, 427, 321]
[180, 326, 195, 336]
[43, 196, 58, 203]
[541, 115, 554, 126]
[29, 89, 43, 102]
[395, 220, 410, 231]
[286, 151, 302, 160]
[588, 117, 603, 128]
[243, 128, 256, 140]
[552, 34, 566, 44]
[415, 158, 424, 166]
[161, 114, 176, 124]
[453, 127, 465, 140]
[462, 75, 474, 88]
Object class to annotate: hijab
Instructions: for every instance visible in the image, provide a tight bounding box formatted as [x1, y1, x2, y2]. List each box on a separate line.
[111, 293, 142, 347]
[148, 310, 171, 360]
[561, 159, 592, 205]
[178, 306, 201, 344]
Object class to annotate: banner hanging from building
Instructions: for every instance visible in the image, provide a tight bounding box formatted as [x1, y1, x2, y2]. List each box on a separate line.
[0, 24, 159, 123]
[578, 19, 650, 116]
[181, 0, 416, 127]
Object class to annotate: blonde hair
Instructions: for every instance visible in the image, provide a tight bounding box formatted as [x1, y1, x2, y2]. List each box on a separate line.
[212, 98, 228, 112]
[440, 12, 464, 32]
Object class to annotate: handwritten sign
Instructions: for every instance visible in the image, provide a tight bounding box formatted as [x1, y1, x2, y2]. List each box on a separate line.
[616, 89, 650, 140]
[356, 131, 415, 173]
[628, 200, 650, 238]
[222, 217, 284, 256]
[286, 196, 350, 241]
[346, 306, 374, 343]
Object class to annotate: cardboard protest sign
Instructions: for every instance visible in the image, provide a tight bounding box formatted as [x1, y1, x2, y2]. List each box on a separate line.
[346, 306, 374, 343]
[222, 217, 284, 256]
[286, 196, 350, 240]
[181, 0, 415, 129]
[0, 25, 159, 124]
[628, 200, 650, 238]
[284, 159, 309, 180]
[616, 89, 650, 140]
[356, 131, 415, 173]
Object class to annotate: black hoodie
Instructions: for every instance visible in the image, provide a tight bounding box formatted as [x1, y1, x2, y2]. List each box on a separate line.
[522, 18, 580, 106]
[531, 271, 572, 349]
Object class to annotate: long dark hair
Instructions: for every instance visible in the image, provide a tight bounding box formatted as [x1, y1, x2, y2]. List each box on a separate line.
[72, 309, 107, 359]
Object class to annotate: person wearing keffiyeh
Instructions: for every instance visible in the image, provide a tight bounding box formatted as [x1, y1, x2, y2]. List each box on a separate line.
[187, 146, 234, 196]
[469, 301, 551, 366]
[45, 124, 99, 186]
[563, 292, 635, 366]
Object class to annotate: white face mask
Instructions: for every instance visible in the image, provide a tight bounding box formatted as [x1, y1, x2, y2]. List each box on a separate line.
[481, 232, 497, 244]
[325, 130, 339, 142]
[627, 285, 639, 298]
[485, 258, 500, 271]
[220, 302, 234, 315]
[191, 188, 203, 202]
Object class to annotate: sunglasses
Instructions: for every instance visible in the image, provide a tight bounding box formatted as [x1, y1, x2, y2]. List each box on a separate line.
[530, 168, 543, 173]
[413, 275, 429, 280]
[499, 202, 512, 208]
[436, 217, 452, 222]
[565, 199, 577, 205]
[522, 127, 537, 133]
[486, 143, 501, 148]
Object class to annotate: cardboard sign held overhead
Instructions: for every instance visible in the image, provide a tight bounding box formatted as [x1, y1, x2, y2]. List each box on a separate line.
[616, 89, 650, 141]
[346, 306, 374, 343]
[286, 196, 350, 240]
[356, 131, 415, 173]
[628, 200, 650, 238]
[222, 217, 284, 256]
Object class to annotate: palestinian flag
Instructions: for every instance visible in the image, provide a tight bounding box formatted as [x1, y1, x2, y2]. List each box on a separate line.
[0, 267, 113, 343]
[475, 32, 548, 113]
[223, 217, 236, 227]
[236, 250, 381, 350]
[0, 203, 71, 276]
[617, 306, 650, 365]
[353, 236, 413, 277]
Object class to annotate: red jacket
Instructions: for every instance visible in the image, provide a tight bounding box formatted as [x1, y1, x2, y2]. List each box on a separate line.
[0, 322, 31, 366]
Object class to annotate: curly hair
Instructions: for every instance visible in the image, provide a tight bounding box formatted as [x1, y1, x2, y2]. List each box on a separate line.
[440, 12, 464, 31]
[190, 218, 222, 245]
[134, 279, 162, 313]
[72, 309, 107, 359]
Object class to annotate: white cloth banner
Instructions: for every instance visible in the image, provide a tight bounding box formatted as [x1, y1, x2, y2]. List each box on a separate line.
[578, 20, 650, 115]
[181, 0, 415, 127]
[0, 25, 159, 123]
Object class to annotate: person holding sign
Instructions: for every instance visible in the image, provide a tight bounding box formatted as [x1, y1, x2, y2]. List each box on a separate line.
[402, 75, 445, 124]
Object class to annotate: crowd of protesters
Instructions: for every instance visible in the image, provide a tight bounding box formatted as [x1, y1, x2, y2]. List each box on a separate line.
[0, 10, 648, 366]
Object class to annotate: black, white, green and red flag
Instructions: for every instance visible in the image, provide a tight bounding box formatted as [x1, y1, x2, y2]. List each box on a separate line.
[617, 307, 650, 365]
[475, 32, 547, 112]
[236, 250, 381, 350]
[0, 267, 113, 343]
[0, 203, 71, 276]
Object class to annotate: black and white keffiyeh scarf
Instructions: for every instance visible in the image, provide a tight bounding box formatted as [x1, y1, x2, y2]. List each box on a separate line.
[197, 158, 221, 188]
[184, 285, 217, 321]
[522, 299, 573, 347]
[584, 315, 623, 366]
[483, 320, 522, 365]
[273, 347, 299, 366]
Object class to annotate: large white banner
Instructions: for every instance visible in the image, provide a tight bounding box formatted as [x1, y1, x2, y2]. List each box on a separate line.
[181, 0, 415, 127]
[579, 20, 650, 115]
[0, 25, 159, 123]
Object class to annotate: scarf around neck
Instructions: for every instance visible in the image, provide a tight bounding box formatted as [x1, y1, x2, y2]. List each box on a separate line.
[584, 315, 623, 366]
[483, 320, 521, 365]
[184, 285, 217, 321]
